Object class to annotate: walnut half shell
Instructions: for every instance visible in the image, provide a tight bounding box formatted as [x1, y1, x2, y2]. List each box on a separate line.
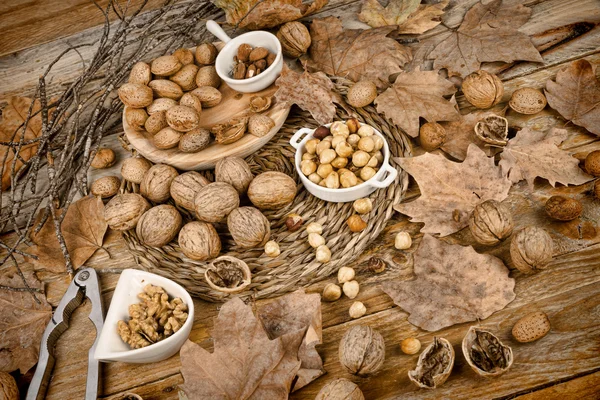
[474, 115, 508, 146]
[462, 326, 513, 377]
[408, 337, 455, 389]
[205, 256, 251, 293]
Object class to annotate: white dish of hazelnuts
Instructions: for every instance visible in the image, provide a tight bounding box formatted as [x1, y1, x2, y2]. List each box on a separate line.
[290, 119, 398, 202]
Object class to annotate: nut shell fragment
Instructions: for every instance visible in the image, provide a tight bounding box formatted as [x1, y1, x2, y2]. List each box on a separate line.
[474, 115, 508, 146]
[462, 326, 513, 377]
[408, 337, 454, 389]
[249, 95, 272, 112]
[205, 255, 251, 293]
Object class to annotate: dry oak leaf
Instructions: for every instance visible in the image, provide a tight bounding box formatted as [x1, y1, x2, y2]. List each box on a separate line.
[257, 289, 325, 392]
[305, 16, 412, 88]
[545, 59, 600, 136]
[428, 0, 543, 78]
[358, 0, 449, 35]
[394, 144, 511, 236]
[213, 0, 327, 30]
[180, 297, 303, 400]
[275, 65, 337, 125]
[440, 109, 501, 161]
[0, 268, 52, 373]
[374, 69, 459, 138]
[499, 127, 593, 190]
[382, 234, 515, 331]
[0, 97, 43, 190]
[27, 196, 108, 273]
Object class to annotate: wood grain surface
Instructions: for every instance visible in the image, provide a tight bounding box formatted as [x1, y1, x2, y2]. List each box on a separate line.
[1, 0, 600, 399]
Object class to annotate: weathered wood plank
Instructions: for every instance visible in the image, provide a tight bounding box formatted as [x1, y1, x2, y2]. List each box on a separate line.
[511, 370, 600, 400]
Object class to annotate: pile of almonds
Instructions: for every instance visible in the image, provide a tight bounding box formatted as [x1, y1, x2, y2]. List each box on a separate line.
[118, 42, 276, 151]
[232, 44, 276, 80]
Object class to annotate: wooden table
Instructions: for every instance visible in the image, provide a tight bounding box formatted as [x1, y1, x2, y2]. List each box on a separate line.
[1, 0, 600, 399]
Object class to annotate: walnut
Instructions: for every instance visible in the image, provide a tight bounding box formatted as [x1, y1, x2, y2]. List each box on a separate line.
[469, 200, 513, 245]
[136, 205, 182, 247]
[194, 182, 240, 223]
[544, 195, 582, 221]
[178, 221, 221, 261]
[462, 326, 513, 377]
[140, 164, 179, 203]
[249, 95, 272, 112]
[276, 21, 311, 58]
[248, 171, 296, 210]
[211, 117, 247, 145]
[339, 325, 385, 376]
[91, 147, 116, 169]
[315, 378, 364, 400]
[409, 337, 455, 389]
[462, 70, 504, 109]
[0, 372, 19, 400]
[227, 207, 271, 249]
[215, 157, 253, 195]
[104, 193, 150, 231]
[474, 115, 508, 146]
[510, 227, 553, 274]
[117, 284, 188, 349]
[170, 171, 211, 211]
[205, 256, 251, 293]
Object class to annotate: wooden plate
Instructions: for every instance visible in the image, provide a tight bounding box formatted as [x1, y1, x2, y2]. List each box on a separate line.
[123, 81, 290, 171]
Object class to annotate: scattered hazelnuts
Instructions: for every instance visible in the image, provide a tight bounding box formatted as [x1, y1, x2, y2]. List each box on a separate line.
[308, 233, 326, 248]
[400, 338, 421, 355]
[264, 240, 280, 257]
[349, 301, 367, 319]
[394, 232, 412, 250]
[306, 222, 323, 234]
[316, 245, 332, 263]
[353, 198, 373, 214]
[584, 150, 600, 176]
[347, 215, 367, 232]
[343, 280, 360, 299]
[337, 266, 355, 284]
[322, 283, 342, 301]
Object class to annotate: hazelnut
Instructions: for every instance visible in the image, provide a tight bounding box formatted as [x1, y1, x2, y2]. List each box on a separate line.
[462, 70, 504, 109]
[316, 140, 332, 155]
[285, 213, 303, 232]
[91, 148, 116, 169]
[352, 151, 370, 167]
[346, 118, 360, 133]
[331, 135, 346, 148]
[308, 233, 326, 248]
[347, 81, 378, 108]
[322, 135, 333, 142]
[324, 171, 340, 189]
[372, 135, 384, 151]
[264, 240, 280, 257]
[372, 150, 384, 163]
[394, 232, 412, 250]
[545, 195, 582, 221]
[343, 280, 360, 299]
[305, 138, 320, 154]
[303, 152, 317, 161]
[357, 125, 374, 137]
[315, 378, 364, 400]
[332, 156, 349, 169]
[510, 227, 553, 274]
[330, 121, 349, 138]
[469, 200, 513, 245]
[335, 142, 354, 158]
[340, 171, 358, 188]
[367, 156, 379, 168]
[349, 301, 367, 319]
[353, 198, 372, 215]
[347, 215, 367, 232]
[317, 163, 334, 179]
[339, 325, 385, 376]
[316, 245, 332, 263]
[306, 222, 323, 234]
[358, 136, 375, 152]
[347, 134, 360, 147]
[337, 266, 355, 283]
[368, 257, 386, 273]
[584, 150, 600, 176]
[322, 283, 342, 301]
[401, 338, 421, 355]
[320, 148, 337, 164]
[359, 166, 376, 181]
[314, 125, 331, 139]
[301, 159, 318, 176]
[509, 87, 547, 114]
[419, 122, 446, 151]
[308, 173, 322, 184]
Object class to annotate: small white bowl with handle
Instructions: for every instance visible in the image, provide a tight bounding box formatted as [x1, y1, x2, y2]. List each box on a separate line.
[206, 20, 283, 93]
[94, 269, 194, 364]
[290, 122, 398, 202]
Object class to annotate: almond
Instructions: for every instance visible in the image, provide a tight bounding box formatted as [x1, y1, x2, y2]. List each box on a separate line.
[121, 157, 152, 184]
[125, 108, 148, 130]
[247, 114, 275, 137]
[118, 83, 153, 108]
[179, 128, 211, 153]
[237, 43, 253, 62]
[195, 42, 218, 65]
[148, 79, 184, 100]
[179, 92, 203, 114]
[195, 65, 221, 88]
[165, 105, 200, 132]
[347, 81, 377, 108]
[584, 150, 600, 176]
[91, 148, 116, 169]
[146, 97, 177, 115]
[151, 55, 182, 76]
[153, 127, 182, 149]
[91, 176, 121, 198]
[512, 311, 551, 343]
[191, 86, 222, 108]
[128, 62, 152, 85]
[170, 64, 199, 91]
[144, 111, 168, 135]
[509, 88, 547, 114]
[173, 48, 195, 65]
[249, 47, 268, 61]
[544, 195, 582, 221]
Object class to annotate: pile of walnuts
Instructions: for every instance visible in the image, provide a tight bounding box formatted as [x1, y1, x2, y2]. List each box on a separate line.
[118, 42, 275, 151]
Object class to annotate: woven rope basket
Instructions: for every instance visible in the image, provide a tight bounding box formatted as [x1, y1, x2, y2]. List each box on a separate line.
[121, 78, 411, 302]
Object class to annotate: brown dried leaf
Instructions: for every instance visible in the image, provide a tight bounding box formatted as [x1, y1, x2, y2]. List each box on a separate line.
[545, 59, 600, 136]
[0, 268, 52, 373]
[0, 97, 42, 190]
[257, 289, 325, 392]
[359, 0, 448, 34]
[429, 0, 543, 78]
[394, 144, 512, 236]
[180, 297, 302, 399]
[214, 0, 328, 30]
[375, 69, 459, 137]
[440, 109, 503, 161]
[499, 127, 593, 190]
[27, 196, 108, 273]
[275, 65, 337, 125]
[382, 234, 516, 331]
[305, 16, 412, 88]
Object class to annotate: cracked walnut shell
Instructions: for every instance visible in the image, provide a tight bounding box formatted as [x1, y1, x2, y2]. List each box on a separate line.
[475, 115, 508, 146]
[205, 256, 251, 293]
[409, 337, 454, 389]
[462, 326, 513, 377]
[227, 207, 271, 249]
[178, 221, 221, 261]
[136, 205, 182, 247]
[469, 200, 513, 246]
[339, 325, 385, 376]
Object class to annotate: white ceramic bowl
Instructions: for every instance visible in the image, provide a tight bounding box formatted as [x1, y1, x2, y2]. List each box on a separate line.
[94, 269, 194, 363]
[290, 122, 398, 203]
[207, 20, 283, 93]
